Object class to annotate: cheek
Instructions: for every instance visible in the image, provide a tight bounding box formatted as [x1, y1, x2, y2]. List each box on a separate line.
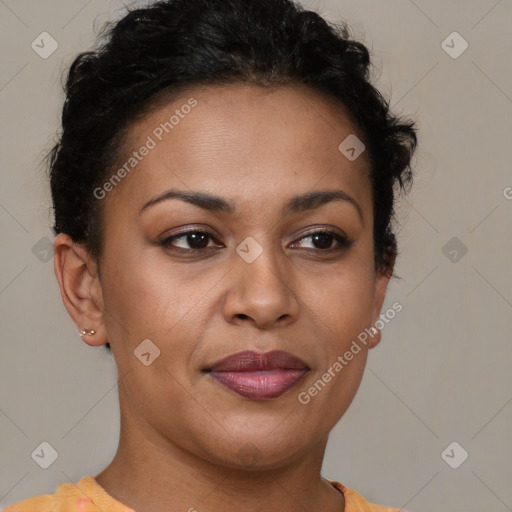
[99, 241, 221, 354]
[302, 264, 375, 344]
[98, 243, 177, 345]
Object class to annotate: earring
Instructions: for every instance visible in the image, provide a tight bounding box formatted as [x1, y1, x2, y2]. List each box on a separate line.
[79, 329, 96, 336]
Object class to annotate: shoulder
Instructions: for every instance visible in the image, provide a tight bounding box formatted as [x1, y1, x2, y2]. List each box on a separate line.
[3, 493, 53, 512]
[3, 477, 129, 512]
[329, 480, 404, 512]
[4, 480, 83, 512]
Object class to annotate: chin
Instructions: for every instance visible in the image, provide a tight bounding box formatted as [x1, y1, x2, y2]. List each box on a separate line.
[202, 432, 314, 471]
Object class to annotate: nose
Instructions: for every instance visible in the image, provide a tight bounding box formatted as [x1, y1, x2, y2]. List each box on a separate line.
[222, 242, 300, 330]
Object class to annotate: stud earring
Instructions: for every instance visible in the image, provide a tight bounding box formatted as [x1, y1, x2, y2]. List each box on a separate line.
[79, 329, 96, 336]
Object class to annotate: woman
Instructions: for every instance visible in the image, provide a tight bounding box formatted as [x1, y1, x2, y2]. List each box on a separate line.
[5, 0, 417, 510]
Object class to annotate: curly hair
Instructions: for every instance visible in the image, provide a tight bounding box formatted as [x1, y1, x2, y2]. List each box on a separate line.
[47, 0, 417, 351]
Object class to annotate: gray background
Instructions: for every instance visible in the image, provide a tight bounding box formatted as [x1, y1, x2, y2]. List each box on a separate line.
[1, 1, 511, 511]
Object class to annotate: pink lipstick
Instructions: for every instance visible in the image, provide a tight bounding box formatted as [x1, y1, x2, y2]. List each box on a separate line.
[204, 350, 309, 400]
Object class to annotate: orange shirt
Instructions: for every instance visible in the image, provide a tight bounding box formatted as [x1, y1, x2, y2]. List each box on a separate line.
[4, 476, 403, 512]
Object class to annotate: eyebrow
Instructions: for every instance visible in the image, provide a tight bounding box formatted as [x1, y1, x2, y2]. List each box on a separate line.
[139, 188, 364, 225]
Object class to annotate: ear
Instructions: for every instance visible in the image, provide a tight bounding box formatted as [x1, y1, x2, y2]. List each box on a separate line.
[53, 233, 108, 347]
[367, 258, 395, 349]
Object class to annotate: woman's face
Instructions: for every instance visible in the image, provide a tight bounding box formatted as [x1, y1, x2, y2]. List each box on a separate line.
[61, 83, 392, 469]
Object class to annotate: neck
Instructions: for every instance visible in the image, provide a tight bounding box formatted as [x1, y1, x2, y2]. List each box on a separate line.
[95, 405, 344, 512]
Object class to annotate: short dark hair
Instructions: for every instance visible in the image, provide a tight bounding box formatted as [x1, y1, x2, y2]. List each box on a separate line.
[47, 0, 417, 352]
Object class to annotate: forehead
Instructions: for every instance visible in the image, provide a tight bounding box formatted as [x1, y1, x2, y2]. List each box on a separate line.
[103, 83, 372, 219]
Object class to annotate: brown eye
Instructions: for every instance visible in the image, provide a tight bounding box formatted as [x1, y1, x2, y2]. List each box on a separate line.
[290, 230, 353, 252]
[159, 228, 353, 256]
[160, 230, 221, 251]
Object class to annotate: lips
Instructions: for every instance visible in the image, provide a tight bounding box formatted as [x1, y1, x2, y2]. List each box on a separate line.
[204, 350, 309, 400]
[206, 350, 309, 372]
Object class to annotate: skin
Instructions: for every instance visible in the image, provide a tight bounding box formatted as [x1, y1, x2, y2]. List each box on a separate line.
[54, 83, 395, 512]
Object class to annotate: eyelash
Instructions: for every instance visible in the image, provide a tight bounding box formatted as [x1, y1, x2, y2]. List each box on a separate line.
[159, 228, 354, 255]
